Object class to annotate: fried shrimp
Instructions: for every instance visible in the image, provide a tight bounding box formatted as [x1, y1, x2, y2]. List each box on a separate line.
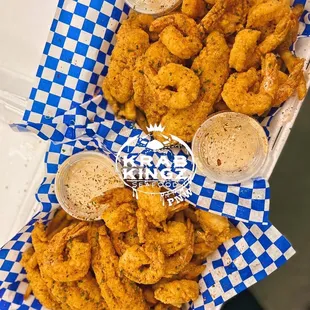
[42, 222, 91, 282]
[279, 50, 307, 102]
[201, 0, 231, 32]
[136, 207, 149, 243]
[89, 224, 148, 310]
[222, 53, 278, 115]
[182, 0, 207, 19]
[194, 210, 241, 258]
[150, 13, 203, 59]
[229, 29, 261, 72]
[274, 56, 305, 106]
[233, 13, 291, 71]
[201, 0, 248, 35]
[146, 221, 188, 256]
[164, 219, 194, 277]
[158, 31, 230, 142]
[144, 41, 183, 72]
[31, 222, 48, 265]
[102, 13, 152, 112]
[137, 186, 169, 226]
[154, 63, 200, 110]
[247, 0, 291, 32]
[119, 243, 165, 284]
[51, 274, 107, 310]
[92, 187, 137, 233]
[21, 249, 61, 310]
[111, 229, 139, 256]
[277, 4, 304, 53]
[118, 12, 154, 34]
[103, 29, 150, 104]
[154, 279, 199, 307]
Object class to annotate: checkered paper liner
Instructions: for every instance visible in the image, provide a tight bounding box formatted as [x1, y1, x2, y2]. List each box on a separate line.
[0, 137, 296, 309]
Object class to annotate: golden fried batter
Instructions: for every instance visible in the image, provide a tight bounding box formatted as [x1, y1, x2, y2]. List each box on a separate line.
[154, 279, 199, 307]
[158, 31, 230, 142]
[146, 221, 188, 256]
[92, 187, 138, 233]
[150, 13, 203, 59]
[137, 186, 169, 226]
[194, 210, 241, 258]
[21, 249, 61, 310]
[102, 13, 153, 114]
[89, 224, 148, 310]
[222, 53, 279, 115]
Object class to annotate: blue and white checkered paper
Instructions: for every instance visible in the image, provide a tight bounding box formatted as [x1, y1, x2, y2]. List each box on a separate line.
[0, 137, 296, 309]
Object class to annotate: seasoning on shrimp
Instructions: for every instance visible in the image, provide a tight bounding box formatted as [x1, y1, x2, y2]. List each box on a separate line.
[119, 243, 165, 284]
[164, 219, 195, 277]
[157, 31, 230, 142]
[150, 13, 203, 59]
[92, 187, 137, 233]
[89, 224, 149, 310]
[146, 221, 188, 256]
[154, 279, 199, 308]
[222, 53, 279, 115]
[154, 63, 201, 110]
[229, 29, 261, 72]
[41, 222, 91, 282]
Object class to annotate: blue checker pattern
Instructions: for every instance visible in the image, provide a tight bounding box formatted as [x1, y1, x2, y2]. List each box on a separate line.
[26, 95, 271, 224]
[23, 0, 130, 126]
[0, 136, 296, 309]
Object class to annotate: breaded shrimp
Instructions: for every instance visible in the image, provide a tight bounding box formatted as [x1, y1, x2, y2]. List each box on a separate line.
[42, 222, 91, 282]
[222, 53, 278, 115]
[154, 279, 199, 307]
[158, 31, 230, 142]
[154, 63, 201, 110]
[150, 13, 203, 59]
[89, 223, 148, 310]
[182, 0, 207, 19]
[229, 29, 261, 72]
[119, 243, 165, 284]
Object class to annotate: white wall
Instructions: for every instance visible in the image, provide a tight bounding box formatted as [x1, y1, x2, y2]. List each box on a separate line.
[0, 0, 58, 98]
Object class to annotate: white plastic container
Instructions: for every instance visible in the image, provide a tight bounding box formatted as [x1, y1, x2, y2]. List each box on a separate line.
[0, 95, 47, 247]
[0, 0, 57, 247]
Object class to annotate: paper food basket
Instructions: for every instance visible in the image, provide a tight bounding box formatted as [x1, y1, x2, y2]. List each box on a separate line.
[0, 0, 309, 309]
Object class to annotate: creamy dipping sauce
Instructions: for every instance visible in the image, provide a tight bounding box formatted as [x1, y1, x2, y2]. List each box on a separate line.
[192, 112, 268, 184]
[55, 152, 123, 220]
[125, 0, 181, 15]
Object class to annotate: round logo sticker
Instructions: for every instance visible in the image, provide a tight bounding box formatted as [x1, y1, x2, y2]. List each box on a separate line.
[115, 124, 196, 205]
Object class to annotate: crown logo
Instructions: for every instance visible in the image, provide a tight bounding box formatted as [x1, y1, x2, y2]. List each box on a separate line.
[146, 124, 165, 133]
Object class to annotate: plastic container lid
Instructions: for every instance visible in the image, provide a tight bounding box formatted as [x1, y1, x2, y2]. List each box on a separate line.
[55, 151, 123, 221]
[192, 112, 269, 184]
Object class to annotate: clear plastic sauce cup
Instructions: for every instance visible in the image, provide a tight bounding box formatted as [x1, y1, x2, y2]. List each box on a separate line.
[55, 151, 123, 221]
[192, 112, 269, 184]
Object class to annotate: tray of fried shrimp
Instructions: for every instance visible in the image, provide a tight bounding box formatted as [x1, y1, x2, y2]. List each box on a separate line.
[21, 185, 240, 310]
[102, 0, 308, 143]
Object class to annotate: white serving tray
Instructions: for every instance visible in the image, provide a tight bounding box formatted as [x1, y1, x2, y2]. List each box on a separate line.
[0, 94, 47, 247]
[0, 0, 57, 247]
